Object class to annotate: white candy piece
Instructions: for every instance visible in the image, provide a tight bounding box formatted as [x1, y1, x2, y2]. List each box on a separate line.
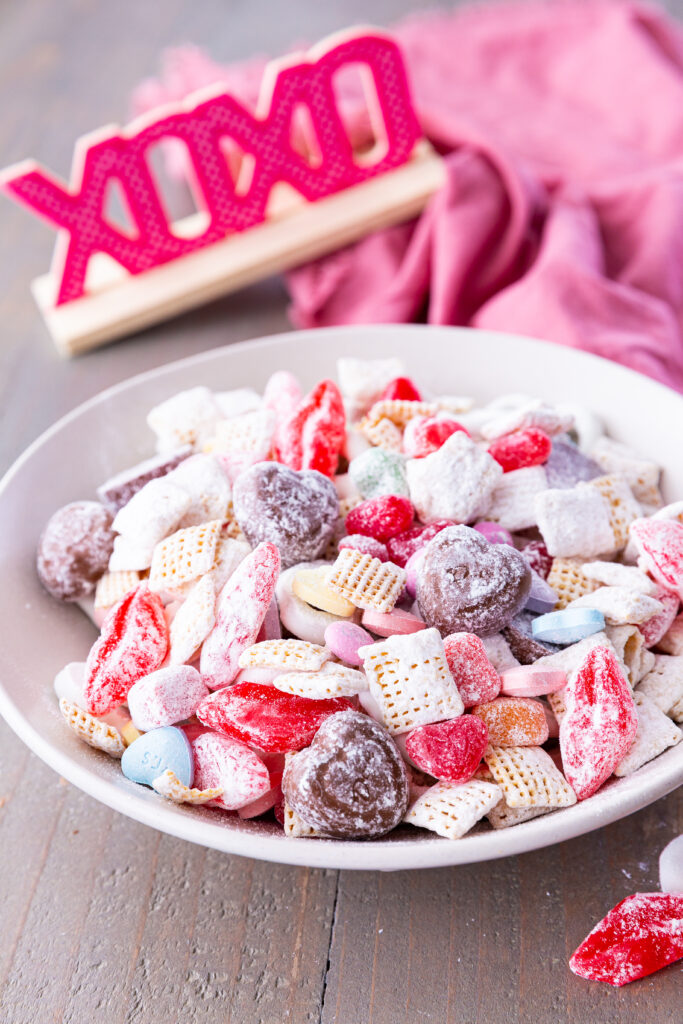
[406, 432, 502, 524]
[169, 574, 216, 665]
[147, 386, 223, 451]
[580, 561, 658, 595]
[337, 357, 404, 406]
[404, 780, 502, 840]
[112, 477, 192, 549]
[127, 665, 209, 731]
[486, 466, 547, 532]
[206, 409, 275, 460]
[481, 400, 574, 441]
[555, 403, 604, 454]
[659, 834, 683, 894]
[604, 625, 653, 687]
[567, 586, 663, 626]
[614, 692, 681, 776]
[358, 628, 464, 734]
[166, 454, 232, 527]
[273, 662, 368, 698]
[213, 387, 262, 419]
[535, 484, 614, 558]
[108, 534, 156, 572]
[54, 662, 87, 709]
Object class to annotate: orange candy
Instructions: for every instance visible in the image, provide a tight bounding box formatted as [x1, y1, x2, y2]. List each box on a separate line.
[472, 697, 549, 747]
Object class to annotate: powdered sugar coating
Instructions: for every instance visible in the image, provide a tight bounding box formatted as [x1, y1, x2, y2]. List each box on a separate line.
[97, 447, 193, 514]
[37, 501, 115, 601]
[406, 432, 503, 525]
[232, 462, 338, 569]
[544, 440, 602, 490]
[443, 632, 501, 707]
[127, 665, 209, 731]
[191, 732, 271, 811]
[282, 709, 409, 838]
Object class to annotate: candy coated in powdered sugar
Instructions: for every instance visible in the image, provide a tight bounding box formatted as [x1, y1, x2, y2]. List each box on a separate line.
[200, 542, 280, 689]
[338, 534, 390, 562]
[122, 726, 194, 788]
[348, 446, 409, 500]
[405, 716, 489, 784]
[630, 518, 683, 599]
[378, 376, 422, 402]
[191, 732, 271, 811]
[324, 621, 374, 666]
[232, 462, 338, 569]
[345, 494, 414, 542]
[402, 414, 467, 459]
[386, 520, 454, 568]
[37, 500, 116, 602]
[639, 587, 679, 648]
[659, 834, 683, 894]
[472, 697, 549, 747]
[487, 427, 552, 472]
[473, 521, 514, 546]
[406, 431, 503, 524]
[97, 446, 193, 514]
[277, 379, 346, 478]
[127, 665, 209, 732]
[404, 547, 427, 598]
[442, 632, 501, 707]
[531, 607, 605, 645]
[543, 440, 602, 490]
[524, 571, 558, 614]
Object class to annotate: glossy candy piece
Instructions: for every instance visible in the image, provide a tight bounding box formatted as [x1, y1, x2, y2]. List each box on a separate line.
[191, 731, 271, 810]
[531, 607, 605, 644]
[338, 534, 390, 562]
[659, 835, 683, 894]
[292, 566, 356, 616]
[472, 697, 549, 746]
[405, 716, 489, 783]
[324, 621, 374, 667]
[345, 495, 414, 543]
[378, 376, 422, 402]
[559, 645, 638, 800]
[386, 520, 454, 568]
[404, 547, 427, 598]
[200, 542, 280, 689]
[402, 415, 468, 459]
[277, 379, 346, 478]
[84, 585, 168, 715]
[443, 632, 501, 707]
[525, 572, 558, 614]
[473, 521, 514, 546]
[630, 518, 683, 599]
[569, 893, 683, 986]
[487, 427, 552, 472]
[361, 607, 425, 637]
[127, 665, 209, 732]
[499, 666, 567, 697]
[196, 682, 354, 753]
[121, 726, 194, 788]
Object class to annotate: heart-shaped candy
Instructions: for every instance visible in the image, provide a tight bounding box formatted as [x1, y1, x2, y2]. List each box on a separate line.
[121, 726, 194, 788]
[232, 462, 338, 569]
[282, 709, 409, 838]
[417, 525, 531, 637]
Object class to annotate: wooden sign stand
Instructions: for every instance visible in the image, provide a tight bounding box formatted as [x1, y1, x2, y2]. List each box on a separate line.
[2, 29, 446, 357]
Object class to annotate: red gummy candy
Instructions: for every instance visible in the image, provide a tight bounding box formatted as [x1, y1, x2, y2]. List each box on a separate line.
[338, 533, 390, 562]
[345, 495, 414, 543]
[403, 416, 469, 459]
[559, 646, 638, 800]
[630, 518, 683, 600]
[196, 682, 353, 753]
[84, 585, 168, 715]
[639, 587, 679, 647]
[443, 632, 501, 707]
[570, 893, 683, 986]
[386, 519, 453, 567]
[488, 428, 552, 472]
[378, 376, 422, 402]
[520, 540, 553, 580]
[405, 716, 488, 783]
[277, 379, 345, 478]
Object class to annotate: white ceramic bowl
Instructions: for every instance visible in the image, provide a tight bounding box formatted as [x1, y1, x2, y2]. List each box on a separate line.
[1, 325, 682, 871]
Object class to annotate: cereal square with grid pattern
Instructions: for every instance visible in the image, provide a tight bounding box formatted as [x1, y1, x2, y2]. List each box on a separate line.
[591, 436, 662, 508]
[59, 698, 125, 758]
[238, 639, 330, 672]
[169, 574, 216, 665]
[404, 780, 502, 839]
[365, 399, 437, 428]
[614, 692, 682, 776]
[487, 465, 548, 532]
[94, 570, 141, 610]
[358, 627, 464, 734]
[484, 744, 576, 807]
[327, 548, 406, 613]
[587, 474, 641, 550]
[359, 416, 403, 451]
[149, 519, 223, 593]
[547, 558, 602, 609]
[635, 655, 683, 715]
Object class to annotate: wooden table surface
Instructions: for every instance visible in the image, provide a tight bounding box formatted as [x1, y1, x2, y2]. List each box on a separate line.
[1, 2, 682, 1021]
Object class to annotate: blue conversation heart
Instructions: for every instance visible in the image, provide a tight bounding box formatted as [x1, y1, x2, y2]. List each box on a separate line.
[121, 726, 194, 788]
[531, 607, 605, 645]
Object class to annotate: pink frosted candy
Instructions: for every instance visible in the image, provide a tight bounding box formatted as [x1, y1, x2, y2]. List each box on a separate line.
[127, 664, 209, 731]
[232, 666, 282, 686]
[237, 781, 283, 819]
[443, 632, 501, 707]
[324, 620, 374, 666]
[473, 521, 515, 546]
[199, 542, 280, 689]
[338, 533, 390, 562]
[361, 607, 425, 637]
[192, 731, 271, 810]
[631, 518, 683, 599]
[499, 666, 567, 698]
[256, 596, 282, 642]
[405, 547, 427, 598]
[264, 370, 303, 458]
[639, 587, 679, 647]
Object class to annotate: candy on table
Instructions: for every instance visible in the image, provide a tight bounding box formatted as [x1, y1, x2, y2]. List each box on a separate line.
[324, 621, 373, 667]
[566, 587, 663, 627]
[404, 779, 503, 840]
[481, 633, 520, 673]
[191, 731, 271, 811]
[635, 654, 683, 719]
[417, 525, 532, 638]
[499, 666, 567, 698]
[292, 565, 356, 616]
[108, 534, 157, 573]
[338, 533, 390, 562]
[276, 561, 354, 645]
[569, 893, 683, 986]
[520, 539, 553, 579]
[546, 557, 601, 609]
[283, 709, 409, 839]
[406, 431, 503, 524]
[487, 427, 552, 472]
[336, 357, 405, 411]
[112, 477, 192, 550]
[96, 446, 193, 514]
[358, 627, 464, 735]
[590, 436, 663, 508]
[94, 570, 142, 610]
[587, 474, 641, 550]
[656, 613, 683, 656]
[348, 446, 409, 500]
[638, 588, 679, 648]
[126, 665, 209, 732]
[272, 661, 367, 699]
[84, 585, 168, 715]
[238, 638, 330, 673]
[404, 716, 489, 783]
[327, 548, 406, 614]
[344, 494, 414, 542]
[543, 440, 602, 490]
[659, 835, 683, 893]
[604, 624, 653, 686]
[442, 632, 501, 707]
[559, 645, 638, 800]
[480, 401, 574, 441]
[37, 501, 116, 602]
[483, 745, 577, 808]
[196, 681, 353, 752]
[485, 466, 548, 532]
[203, 409, 274, 461]
[147, 386, 223, 451]
[200, 542, 280, 689]
[580, 560, 657, 595]
[59, 698, 125, 757]
[534, 484, 615, 558]
[525, 572, 558, 614]
[385, 519, 453, 568]
[531, 607, 606, 644]
[402, 414, 467, 459]
[277, 379, 346, 478]
[148, 519, 223, 594]
[169, 574, 216, 665]
[378, 376, 422, 402]
[361, 606, 425, 637]
[473, 521, 514, 546]
[232, 461, 338, 569]
[630, 518, 683, 600]
[151, 768, 223, 806]
[613, 691, 681, 776]
[472, 697, 549, 746]
[122, 726, 194, 788]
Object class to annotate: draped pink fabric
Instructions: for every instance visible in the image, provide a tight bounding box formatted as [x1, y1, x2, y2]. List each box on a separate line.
[133, 2, 683, 391]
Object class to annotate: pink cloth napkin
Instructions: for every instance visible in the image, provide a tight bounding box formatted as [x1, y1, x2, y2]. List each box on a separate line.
[133, 2, 683, 391]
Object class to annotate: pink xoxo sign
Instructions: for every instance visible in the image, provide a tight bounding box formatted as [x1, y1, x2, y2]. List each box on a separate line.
[1, 29, 445, 355]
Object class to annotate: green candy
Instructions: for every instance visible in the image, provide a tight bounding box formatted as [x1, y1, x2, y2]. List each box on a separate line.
[349, 448, 409, 500]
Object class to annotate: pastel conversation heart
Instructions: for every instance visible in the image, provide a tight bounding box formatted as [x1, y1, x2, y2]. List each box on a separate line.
[121, 726, 194, 788]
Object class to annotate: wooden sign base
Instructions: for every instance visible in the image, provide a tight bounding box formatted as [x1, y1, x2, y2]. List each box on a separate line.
[32, 142, 445, 357]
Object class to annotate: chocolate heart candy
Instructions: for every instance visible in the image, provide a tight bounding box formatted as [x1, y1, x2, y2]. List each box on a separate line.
[37, 500, 115, 601]
[417, 525, 531, 637]
[232, 462, 338, 569]
[282, 709, 409, 838]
